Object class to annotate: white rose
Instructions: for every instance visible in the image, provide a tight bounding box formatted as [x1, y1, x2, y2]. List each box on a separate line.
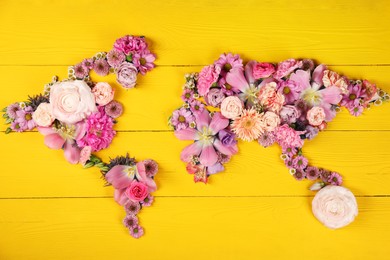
[32, 103, 55, 127]
[220, 96, 244, 119]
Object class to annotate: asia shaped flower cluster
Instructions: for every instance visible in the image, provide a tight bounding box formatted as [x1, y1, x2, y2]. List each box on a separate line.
[170, 53, 389, 185]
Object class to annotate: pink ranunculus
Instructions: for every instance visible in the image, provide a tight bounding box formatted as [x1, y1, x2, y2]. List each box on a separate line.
[253, 62, 276, 79]
[307, 106, 326, 126]
[279, 105, 301, 124]
[79, 146, 92, 165]
[274, 59, 303, 79]
[197, 65, 221, 96]
[32, 103, 55, 127]
[125, 181, 149, 202]
[322, 70, 349, 94]
[312, 185, 358, 229]
[220, 96, 244, 119]
[92, 82, 115, 106]
[50, 80, 97, 125]
[261, 111, 280, 132]
[258, 82, 285, 113]
[116, 62, 138, 88]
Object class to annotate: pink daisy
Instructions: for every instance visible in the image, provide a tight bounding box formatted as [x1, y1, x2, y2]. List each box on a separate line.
[181, 88, 195, 102]
[232, 108, 264, 142]
[132, 51, 156, 75]
[141, 194, 154, 207]
[124, 200, 141, 215]
[73, 63, 89, 79]
[305, 166, 320, 180]
[15, 106, 36, 130]
[292, 155, 308, 170]
[82, 58, 94, 70]
[123, 215, 138, 228]
[215, 53, 243, 74]
[171, 108, 195, 130]
[258, 131, 275, 148]
[104, 100, 123, 118]
[189, 100, 205, 115]
[129, 225, 144, 239]
[107, 49, 126, 68]
[293, 170, 306, 181]
[93, 59, 110, 76]
[6, 103, 20, 119]
[328, 172, 343, 186]
[143, 159, 158, 177]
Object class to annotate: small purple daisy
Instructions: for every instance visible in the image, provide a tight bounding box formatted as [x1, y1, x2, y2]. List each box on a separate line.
[293, 170, 306, 181]
[124, 200, 141, 215]
[82, 58, 94, 70]
[130, 225, 144, 239]
[258, 131, 275, 148]
[104, 100, 123, 118]
[181, 89, 194, 102]
[123, 215, 139, 228]
[305, 166, 320, 181]
[292, 156, 308, 170]
[189, 100, 205, 115]
[93, 58, 110, 76]
[171, 107, 195, 130]
[74, 63, 89, 79]
[6, 103, 20, 119]
[141, 194, 154, 207]
[107, 49, 126, 68]
[143, 159, 158, 177]
[328, 172, 343, 186]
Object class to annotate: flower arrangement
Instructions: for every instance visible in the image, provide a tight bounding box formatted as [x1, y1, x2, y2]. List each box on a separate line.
[170, 53, 388, 228]
[2, 35, 157, 238]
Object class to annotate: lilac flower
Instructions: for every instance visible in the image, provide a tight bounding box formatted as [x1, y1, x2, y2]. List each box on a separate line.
[93, 59, 110, 76]
[107, 49, 126, 68]
[282, 147, 297, 157]
[214, 53, 243, 75]
[328, 172, 343, 186]
[141, 194, 154, 207]
[207, 163, 225, 175]
[305, 125, 319, 140]
[189, 100, 205, 115]
[124, 200, 141, 215]
[6, 103, 20, 119]
[143, 159, 158, 177]
[74, 63, 89, 79]
[11, 121, 25, 132]
[205, 88, 225, 107]
[171, 107, 195, 130]
[181, 88, 194, 102]
[123, 215, 138, 228]
[277, 80, 301, 104]
[104, 100, 123, 118]
[174, 110, 238, 167]
[292, 155, 308, 170]
[284, 158, 294, 168]
[132, 51, 156, 75]
[258, 131, 275, 148]
[305, 166, 320, 180]
[218, 129, 237, 147]
[82, 58, 94, 70]
[293, 170, 306, 181]
[130, 225, 144, 239]
[15, 106, 36, 130]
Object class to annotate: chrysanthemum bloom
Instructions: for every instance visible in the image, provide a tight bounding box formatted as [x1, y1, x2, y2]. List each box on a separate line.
[143, 159, 158, 177]
[93, 58, 110, 76]
[189, 100, 205, 115]
[15, 106, 36, 130]
[73, 63, 89, 79]
[132, 51, 156, 75]
[104, 100, 123, 118]
[328, 172, 343, 186]
[124, 200, 141, 215]
[214, 53, 243, 75]
[6, 103, 20, 119]
[293, 170, 306, 181]
[305, 166, 320, 181]
[82, 58, 94, 70]
[114, 35, 147, 55]
[258, 131, 275, 148]
[181, 88, 194, 102]
[171, 107, 195, 130]
[123, 215, 138, 228]
[107, 49, 126, 68]
[130, 225, 144, 238]
[175, 110, 238, 167]
[292, 155, 308, 170]
[232, 108, 264, 142]
[141, 194, 154, 207]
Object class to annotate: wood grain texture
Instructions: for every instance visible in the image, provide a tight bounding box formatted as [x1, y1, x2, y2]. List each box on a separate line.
[1, 0, 390, 259]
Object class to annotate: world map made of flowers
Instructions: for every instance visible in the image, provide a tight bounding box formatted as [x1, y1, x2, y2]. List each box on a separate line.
[2, 35, 158, 238]
[170, 53, 389, 229]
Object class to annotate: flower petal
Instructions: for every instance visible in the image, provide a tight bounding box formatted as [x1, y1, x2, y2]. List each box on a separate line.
[320, 86, 342, 105]
[195, 109, 211, 131]
[214, 139, 238, 156]
[105, 165, 133, 189]
[244, 60, 257, 84]
[44, 133, 66, 150]
[207, 163, 225, 175]
[63, 140, 80, 164]
[312, 64, 327, 85]
[199, 143, 218, 167]
[226, 68, 249, 92]
[136, 162, 157, 192]
[321, 103, 337, 121]
[114, 188, 129, 206]
[180, 142, 203, 162]
[37, 126, 57, 136]
[209, 112, 229, 135]
[174, 128, 199, 141]
[290, 69, 311, 90]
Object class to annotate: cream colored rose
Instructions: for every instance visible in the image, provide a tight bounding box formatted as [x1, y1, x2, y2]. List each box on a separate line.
[307, 106, 325, 126]
[50, 80, 97, 124]
[261, 111, 280, 132]
[322, 70, 348, 94]
[220, 96, 244, 119]
[92, 82, 115, 106]
[32, 102, 55, 127]
[312, 185, 358, 229]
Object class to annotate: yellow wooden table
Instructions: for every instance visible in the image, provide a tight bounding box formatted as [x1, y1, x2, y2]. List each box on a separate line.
[1, 1, 389, 259]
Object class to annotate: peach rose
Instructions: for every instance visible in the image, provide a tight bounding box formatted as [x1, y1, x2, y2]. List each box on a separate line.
[322, 70, 348, 94]
[261, 111, 280, 132]
[50, 80, 97, 124]
[92, 82, 115, 106]
[32, 103, 55, 127]
[220, 96, 244, 119]
[312, 185, 358, 229]
[307, 106, 326, 126]
[258, 82, 285, 113]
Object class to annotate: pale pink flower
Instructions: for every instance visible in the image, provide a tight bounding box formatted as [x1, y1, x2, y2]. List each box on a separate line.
[92, 82, 115, 106]
[197, 65, 221, 96]
[253, 62, 275, 79]
[132, 51, 156, 75]
[261, 111, 280, 132]
[274, 59, 302, 79]
[322, 70, 349, 94]
[258, 82, 285, 113]
[50, 80, 97, 125]
[32, 103, 54, 127]
[116, 62, 138, 88]
[106, 49, 126, 68]
[205, 88, 225, 107]
[312, 185, 358, 229]
[93, 59, 110, 76]
[232, 108, 265, 142]
[214, 53, 243, 74]
[220, 96, 244, 119]
[79, 146, 92, 165]
[274, 124, 304, 149]
[307, 106, 326, 126]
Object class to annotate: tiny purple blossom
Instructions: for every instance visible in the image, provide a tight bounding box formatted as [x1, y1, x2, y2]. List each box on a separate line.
[93, 59, 110, 76]
[6, 103, 20, 119]
[107, 49, 126, 68]
[171, 108, 195, 130]
[328, 172, 343, 186]
[292, 155, 308, 170]
[141, 194, 154, 207]
[130, 225, 144, 239]
[305, 166, 320, 180]
[74, 63, 89, 79]
[123, 215, 139, 228]
[124, 200, 141, 215]
[293, 170, 306, 181]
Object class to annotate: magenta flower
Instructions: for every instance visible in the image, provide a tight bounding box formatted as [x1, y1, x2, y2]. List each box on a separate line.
[174, 110, 238, 167]
[171, 107, 195, 130]
[114, 35, 147, 55]
[277, 80, 301, 104]
[292, 155, 308, 170]
[129, 225, 144, 238]
[93, 59, 110, 76]
[197, 65, 221, 96]
[328, 172, 343, 186]
[132, 51, 156, 75]
[15, 106, 36, 130]
[73, 63, 88, 79]
[274, 59, 303, 79]
[82, 58, 94, 70]
[107, 49, 126, 68]
[274, 124, 304, 150]
[214, 53, 243, 75]
[76, 107, 115, 152]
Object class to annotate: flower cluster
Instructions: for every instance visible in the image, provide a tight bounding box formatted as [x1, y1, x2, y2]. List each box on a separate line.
[2, 36, 158, 238]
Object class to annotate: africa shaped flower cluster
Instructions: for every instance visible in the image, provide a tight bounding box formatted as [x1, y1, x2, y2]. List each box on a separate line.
[2, 35, 157, 238]
[170, 53, 388, 186]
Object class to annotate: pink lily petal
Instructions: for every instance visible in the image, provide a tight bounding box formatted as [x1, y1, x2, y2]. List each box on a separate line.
[312, 64, 327, 85]
[37, 126, 57, 136]
[207, 163, 224, 175]
[195, 109, 211, 132]
[114, 188, 129, 206]
[199, 143, 218, 167]
[209, 112, 229, 135]
[245, 60, 257, 84]
[214, 139, 238, 156]
[321, 103, 337, 121]
[105, 165, 133, 189]
[44, 133, 66, 150]
[136, 162, 157, 192]
[320, 86, 342, 104]
[290, 69, 311, 90]
[258, 77, 277, 88]
[174, 128, 200, 141]
[180, 142, 203, 163]
[226, 68, 249, 92]
[63, 140, 80, 164]
[74, 121, 87, 141]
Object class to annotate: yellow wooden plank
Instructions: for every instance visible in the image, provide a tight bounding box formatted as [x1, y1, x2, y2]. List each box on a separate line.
[1, 131, 389, 197]
[0, 197, 389, 259]
[0, 0, 389, 65]
[0, 66, 389, 132]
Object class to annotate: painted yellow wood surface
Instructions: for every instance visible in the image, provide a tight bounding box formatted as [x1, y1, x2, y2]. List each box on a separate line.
[0, 0, 389, 259]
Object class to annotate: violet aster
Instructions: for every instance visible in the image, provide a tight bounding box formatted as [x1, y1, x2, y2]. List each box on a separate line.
[6, 103, 20, 119]
[142, 159, 158, 177]
[215, 52, 243, 75]
[171, 107, 195, 130]
[305, 166, 320, 180]
[124, 200, 141, 215]
[141, 194, 154, 207]
[129, 225, 144, 239]
[93, 58, 110, 76]
[107, 49, 126, 68]
[123, 215, 138, 228]
[15, 106, 36, 130]
[104, 100, 123, 118]
[73, 62, 89, 79]
[132, 51, 156, 75]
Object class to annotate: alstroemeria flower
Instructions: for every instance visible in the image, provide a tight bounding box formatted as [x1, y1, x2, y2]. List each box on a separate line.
[175, 110, 238, 167]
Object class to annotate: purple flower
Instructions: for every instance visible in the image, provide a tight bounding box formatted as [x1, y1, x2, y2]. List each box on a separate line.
[205, 88, 226, 107]
[116, 62, 138, 88]
[181, 89, 194, 102]
[279, 105, 300, 124]
[107, 49, 126, 68]
[207, 163, 225, 175]
[143, 159, 158, 177]
[189, 100, 205, 114]
[114, 35, 148, 55]
[218, 129, 237, 147]
[123, 215, 139, 228]
[124, 200, 141, 215]
[305, 166, 320, 180]
[319, 169, 332, 183]
[348, 105, 364, 116]
[293, 170, 306, 181]
[277, 80, 301, 104]
[141, 194, 154, 207]
[104, 100, 123, 118]
[328, 172, 343, 186]
[11, 121, 25, 132]
[171, 107, 195, 130]
[174, 110, 238, 167]
[6, 103, 20, 119]
[15, 106, 36, 130]
[258, 131, 275, 148]
[74, 63, 88, 79]
[129, 225, 144, 238]
[292, 155, 308, 170]
[132, 51, 156, 75]
[93, 59, 110, 76]
[82, 58, 94, 70]
[214, 53, 243, 75]
[282, 147, 297, 157]
[284, 158, 294, 168]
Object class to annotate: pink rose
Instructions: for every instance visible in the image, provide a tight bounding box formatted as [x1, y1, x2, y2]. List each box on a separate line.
[50, 80, 97, 125]
[258, 82, 285, 113]
[205, 88, 225, 107]
[261, 111, 280, 132]
[253, 62, 275, 79]
[197, 65, 221, 96]
[312, 185, 358, 229]
[322, 70, 348, 94]
[32, 103, 55, 127]
[307, 106, 326, 126]
[79, 146, 92, 165]
[274, 59, 303, 79]
[280, 105, 301, 124]
[92, 82, 115, 106]
[125, 181, 149, 202]
[116, 62, 138, 88]
[220, 96, 244, 119]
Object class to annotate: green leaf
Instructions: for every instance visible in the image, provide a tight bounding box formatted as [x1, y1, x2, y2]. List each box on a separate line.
[83, 162, 95, 169]
[89, 155, 101, 163]
[95, 162, 105, 168]
[5, 127, 12, 134]
[5, 118, 13, 124]
[126, 54, 133, 62]
[100, 166, 110, 172]
[2, 113, 8, 118]
[1, 107, 7, 112]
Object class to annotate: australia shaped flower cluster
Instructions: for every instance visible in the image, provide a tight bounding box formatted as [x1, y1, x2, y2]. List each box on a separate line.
[170, 53, 388, 228]
[2, 35, 157, 238]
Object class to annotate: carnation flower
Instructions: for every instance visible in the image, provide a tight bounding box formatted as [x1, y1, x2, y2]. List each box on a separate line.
[104, 100, 123, 118]
[132, 51, 156, 75]
[124, 200, 141, 215]
[93, 59, 110, 76]
[106, 49, 126, 68]
[114, 35, 147, 55]
[6, 103, 20, 119]
[76, 107, 116, 152]
[143, 159, 158, 177]
[322, 70, 348, 94]
[79, 146, 92, 165]
[197, 65, 221, 96]
[123, 215, 138, 228]
[274, 124, 304, 149]
[232, 108, 265, 142]
[257, 82, 285, 114]
[74, 63, 88, 79]
[171, 107, 195, 130]
[130, 225, 144, 238]
[274, 59, 302, 79]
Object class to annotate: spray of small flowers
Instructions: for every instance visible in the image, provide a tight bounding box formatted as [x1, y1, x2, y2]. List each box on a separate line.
[2, 35, 157, 238]
[170, 53, 388, 229]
